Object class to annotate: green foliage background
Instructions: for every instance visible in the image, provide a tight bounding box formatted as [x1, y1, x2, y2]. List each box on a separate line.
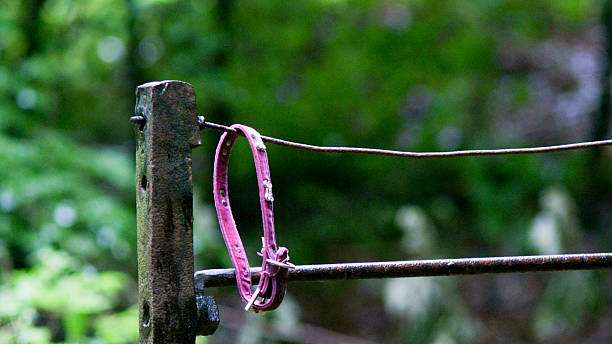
[1, 0, 612, 343]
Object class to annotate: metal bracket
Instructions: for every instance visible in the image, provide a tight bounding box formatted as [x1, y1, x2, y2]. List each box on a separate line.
[195, 276, 220, 336]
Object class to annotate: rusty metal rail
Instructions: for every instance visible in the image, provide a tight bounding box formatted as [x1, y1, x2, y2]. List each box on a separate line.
[195, 253, 612, 288]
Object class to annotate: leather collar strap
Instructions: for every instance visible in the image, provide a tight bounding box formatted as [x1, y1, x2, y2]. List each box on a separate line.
[213, 124, 293, 312]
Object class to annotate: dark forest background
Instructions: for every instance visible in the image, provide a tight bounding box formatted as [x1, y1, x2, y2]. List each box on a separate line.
[1, 0, 612, 343]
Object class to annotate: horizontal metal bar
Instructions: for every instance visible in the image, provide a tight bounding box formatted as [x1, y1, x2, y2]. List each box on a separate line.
[195, 253, 612, 288]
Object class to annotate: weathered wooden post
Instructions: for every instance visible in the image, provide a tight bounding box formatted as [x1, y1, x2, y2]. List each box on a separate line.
[132, 80, 209, 343]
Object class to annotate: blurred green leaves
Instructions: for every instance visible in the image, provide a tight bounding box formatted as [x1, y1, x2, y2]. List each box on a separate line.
[0, 130, 135, 268]
[534, 271, 605, 340]
[93, 305, 139, 344]
[0, 248, 134, 343]
[1, 0, 611, 342]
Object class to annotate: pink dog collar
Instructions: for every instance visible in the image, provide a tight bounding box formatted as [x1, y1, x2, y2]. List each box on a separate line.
[213, 124, 293, 312]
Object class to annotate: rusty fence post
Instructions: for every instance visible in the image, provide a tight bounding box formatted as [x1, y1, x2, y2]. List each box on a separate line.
[133, 80, 215, 343]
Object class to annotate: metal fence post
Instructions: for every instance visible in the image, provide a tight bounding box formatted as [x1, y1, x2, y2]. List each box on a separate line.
[133, 80, 201, 343]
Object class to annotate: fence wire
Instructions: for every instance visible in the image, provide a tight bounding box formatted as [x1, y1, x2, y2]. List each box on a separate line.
[200, 118, 612, 158]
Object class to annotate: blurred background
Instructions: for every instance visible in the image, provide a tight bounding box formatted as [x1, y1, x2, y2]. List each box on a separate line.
[1, 0, 612, 343]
